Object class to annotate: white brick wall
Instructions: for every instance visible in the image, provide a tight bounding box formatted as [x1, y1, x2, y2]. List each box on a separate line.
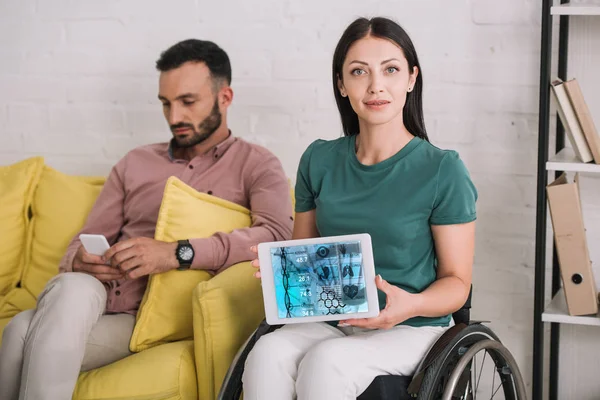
[2, 0, 600, 397]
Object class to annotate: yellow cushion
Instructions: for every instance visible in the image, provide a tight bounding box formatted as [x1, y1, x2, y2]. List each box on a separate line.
[0, 287, 37, 319]
[193, 262, 264, 400]
[74, 340, 197, 400]
[130, 177, 252, 352]
[22, 166, 105, 297]
[0, 157, 44, 295]
[192, 183, 294, 399]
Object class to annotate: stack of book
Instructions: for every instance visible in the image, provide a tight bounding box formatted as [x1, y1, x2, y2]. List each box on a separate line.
[551, 78, 600, 163]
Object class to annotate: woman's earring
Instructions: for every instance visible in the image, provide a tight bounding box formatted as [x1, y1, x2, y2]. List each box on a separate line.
[407, 87, 413, 92]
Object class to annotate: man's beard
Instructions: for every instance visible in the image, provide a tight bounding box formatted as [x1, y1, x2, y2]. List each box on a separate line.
[171, 97, 222, 148]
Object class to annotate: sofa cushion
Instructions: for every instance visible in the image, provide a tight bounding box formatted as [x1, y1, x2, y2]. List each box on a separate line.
[130, 177, 252, 352]
[74, 340, 197, 400]
[0, 157, 44, 295]
[0, 287, 37, 320]
[193, 261, 261, 400]
[21, 166, 105, 297]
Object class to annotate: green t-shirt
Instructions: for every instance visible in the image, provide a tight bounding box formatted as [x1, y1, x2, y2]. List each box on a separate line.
[295, 135, 477, 327]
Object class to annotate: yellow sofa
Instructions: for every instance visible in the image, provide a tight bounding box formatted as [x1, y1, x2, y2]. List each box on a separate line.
[0, 158, 273, 400]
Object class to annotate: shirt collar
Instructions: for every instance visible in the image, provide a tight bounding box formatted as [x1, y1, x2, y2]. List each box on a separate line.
[167, 131, 236, 161]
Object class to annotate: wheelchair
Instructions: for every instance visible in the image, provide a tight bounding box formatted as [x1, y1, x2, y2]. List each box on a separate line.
[218, 288, 527, 400]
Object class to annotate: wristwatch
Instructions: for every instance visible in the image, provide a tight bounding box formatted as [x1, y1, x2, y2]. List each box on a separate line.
[175, 239, 195, 271]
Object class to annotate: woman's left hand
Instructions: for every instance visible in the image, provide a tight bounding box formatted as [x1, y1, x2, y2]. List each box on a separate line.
[341, 275, 419, 330]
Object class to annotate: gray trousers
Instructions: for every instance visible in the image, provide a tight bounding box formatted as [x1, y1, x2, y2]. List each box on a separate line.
[0, 273, 135, 400]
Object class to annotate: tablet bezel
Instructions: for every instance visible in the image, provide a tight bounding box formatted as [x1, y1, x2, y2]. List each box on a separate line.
[258, 233, 379, 325]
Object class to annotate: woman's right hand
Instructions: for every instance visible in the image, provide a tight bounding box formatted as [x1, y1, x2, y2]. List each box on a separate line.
[250, 245, 261, 279]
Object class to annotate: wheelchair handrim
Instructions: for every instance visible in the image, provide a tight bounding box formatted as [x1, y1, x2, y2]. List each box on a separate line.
[422, 327, 520, 400]
[442, 339, 526, 400]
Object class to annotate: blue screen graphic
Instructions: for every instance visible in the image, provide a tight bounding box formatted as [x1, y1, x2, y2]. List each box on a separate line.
[270, 241, 368, 318]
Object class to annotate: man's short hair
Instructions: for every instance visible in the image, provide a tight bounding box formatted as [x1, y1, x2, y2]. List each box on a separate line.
[156, 39, 232, 86]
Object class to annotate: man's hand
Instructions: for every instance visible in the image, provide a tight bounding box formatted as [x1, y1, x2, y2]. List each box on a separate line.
[340, 275, 419, 330]
[72, 245, 124, 282]
[103, 237, 179, 280]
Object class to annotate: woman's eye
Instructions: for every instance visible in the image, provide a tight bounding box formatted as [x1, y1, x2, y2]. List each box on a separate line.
[386, 67, 398, 74]
[351, 69, 365, 76]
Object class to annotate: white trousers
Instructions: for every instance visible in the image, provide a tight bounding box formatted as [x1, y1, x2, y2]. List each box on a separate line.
[0, 273, 135, 400]
[242, 321, 447, 400]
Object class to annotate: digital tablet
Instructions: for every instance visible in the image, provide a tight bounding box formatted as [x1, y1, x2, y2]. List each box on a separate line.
[257, 233, 379, 325]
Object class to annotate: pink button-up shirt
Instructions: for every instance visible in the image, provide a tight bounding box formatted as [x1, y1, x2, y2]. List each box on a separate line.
[59, 135, 293, 314]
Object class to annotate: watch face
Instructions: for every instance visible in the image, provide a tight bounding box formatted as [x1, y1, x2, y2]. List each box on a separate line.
[178, 246, 194, 261]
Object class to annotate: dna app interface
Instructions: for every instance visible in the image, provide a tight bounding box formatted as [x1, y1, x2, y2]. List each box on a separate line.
[270, 241, 368, 318]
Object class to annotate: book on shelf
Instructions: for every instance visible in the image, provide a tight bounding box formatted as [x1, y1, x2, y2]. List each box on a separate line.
[563, 78, 600, 165]
[547, 172, 598, 316]
[551, 78, 594, 163]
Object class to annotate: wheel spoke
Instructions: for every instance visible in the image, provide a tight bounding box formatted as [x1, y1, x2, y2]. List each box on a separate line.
[476, 351, 487, 393]
[490, 380, 502, 399]
[473, 355, 477, 400]
[489, 361, 497, 399]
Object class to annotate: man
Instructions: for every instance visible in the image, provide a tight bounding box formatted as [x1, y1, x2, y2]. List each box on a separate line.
[0, 39, 293, 400]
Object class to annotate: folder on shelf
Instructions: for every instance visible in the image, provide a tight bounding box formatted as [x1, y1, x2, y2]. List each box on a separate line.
[564, 78, 600, 165]
[551, 79, 594, 163]
[547, 173, 598, 316]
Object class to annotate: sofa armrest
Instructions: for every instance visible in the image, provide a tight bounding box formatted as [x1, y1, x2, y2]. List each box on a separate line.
[192, 261, 264, 400]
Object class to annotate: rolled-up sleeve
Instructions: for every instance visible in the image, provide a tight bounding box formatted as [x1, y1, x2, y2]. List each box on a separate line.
[189, 152, 293, 273]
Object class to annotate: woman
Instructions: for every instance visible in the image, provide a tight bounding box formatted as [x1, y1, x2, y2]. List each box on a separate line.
[243, 16, 477, 400]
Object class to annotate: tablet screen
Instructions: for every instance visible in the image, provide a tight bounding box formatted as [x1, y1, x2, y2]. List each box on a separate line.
[270, 241, 368, 319]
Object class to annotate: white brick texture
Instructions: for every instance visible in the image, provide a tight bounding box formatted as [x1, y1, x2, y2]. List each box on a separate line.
[2, 1, 600, 397]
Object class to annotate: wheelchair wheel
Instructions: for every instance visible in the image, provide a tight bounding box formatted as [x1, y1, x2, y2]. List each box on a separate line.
[418, 324, 526, 400]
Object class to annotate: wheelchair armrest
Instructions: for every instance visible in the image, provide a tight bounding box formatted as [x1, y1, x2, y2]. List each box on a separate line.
[464, 286, 473, 309]
[451, 285, 473, 325]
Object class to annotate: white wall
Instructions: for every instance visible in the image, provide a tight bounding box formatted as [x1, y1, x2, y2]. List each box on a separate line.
[2, 0, 600, 397]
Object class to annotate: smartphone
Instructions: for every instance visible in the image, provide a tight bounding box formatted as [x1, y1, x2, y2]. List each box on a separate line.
[79, 234, 111, 256]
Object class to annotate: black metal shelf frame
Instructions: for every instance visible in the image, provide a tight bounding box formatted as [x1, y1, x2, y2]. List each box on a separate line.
[533, 1, 569, 399]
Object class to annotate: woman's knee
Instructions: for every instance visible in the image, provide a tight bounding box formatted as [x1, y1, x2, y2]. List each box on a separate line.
[245, 332, 295, 371]
[298, 339, 352, 377]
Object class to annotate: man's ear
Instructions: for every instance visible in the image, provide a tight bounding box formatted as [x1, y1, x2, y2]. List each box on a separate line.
[219, 86, 234, 107]
[337, 76, 347, 97]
